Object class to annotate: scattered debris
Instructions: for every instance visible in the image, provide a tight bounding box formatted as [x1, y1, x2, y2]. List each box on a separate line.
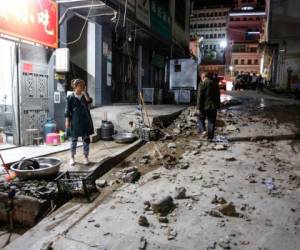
[138, 216, 150, 227]
[174, 187, 187, 199]
[178, 162, 190, 169]
[218, 238, 232, 250]
[142, 154, 151, 160]
[167, 228, 177, 240]
[140, 158, 149, 165]
[226, 125, 238, 132]
[40, 240, 54, 250]
[217, 202, 238, 217]
[151, 196, 174, 215]
[216, 220, 226, 227]
[211, 195, 227, 205]
[224, 156, 236, 162]
[151, 173, 161, 180]
[168, 143, 177, 149]
[144, 201, 152, 211]
[158, 216, 169, 223]
[117, 166, 141, 183]
[246, 173, 257, 183]
[214, 144, 227, 151]
[95, 179, 107, 188]
[172, 128, 181, 134]
[139, 236, 147, 250]
[257, 166, 266, 172]
[162, 154, 177, 169]
[208, 210, 224, 218]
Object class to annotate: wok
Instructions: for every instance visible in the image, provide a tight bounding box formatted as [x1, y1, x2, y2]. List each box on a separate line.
[113, 133, 138, 144]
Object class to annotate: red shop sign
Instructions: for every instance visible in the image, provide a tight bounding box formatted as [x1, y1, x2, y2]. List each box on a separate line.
[0, 0, 58, 48]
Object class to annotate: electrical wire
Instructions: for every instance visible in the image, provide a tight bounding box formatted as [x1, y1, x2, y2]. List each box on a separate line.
[59, 0, 94, 46]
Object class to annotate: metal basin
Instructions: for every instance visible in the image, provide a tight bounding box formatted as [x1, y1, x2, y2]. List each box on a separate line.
[11, 157, 62, 180]
[113, 133, 138, 144]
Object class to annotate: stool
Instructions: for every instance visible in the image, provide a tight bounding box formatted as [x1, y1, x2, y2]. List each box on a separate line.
[33, 137, 44, 146]
[25, 129, 40, 146]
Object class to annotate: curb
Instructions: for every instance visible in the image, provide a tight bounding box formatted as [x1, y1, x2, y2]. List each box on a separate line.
[227, 133, 300, 142]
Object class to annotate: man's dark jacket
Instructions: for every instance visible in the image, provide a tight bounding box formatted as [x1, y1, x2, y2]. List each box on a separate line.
[196, 77, 221, 111]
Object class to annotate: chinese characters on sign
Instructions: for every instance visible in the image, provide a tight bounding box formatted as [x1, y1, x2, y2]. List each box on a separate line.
[0, 0, 58, 48]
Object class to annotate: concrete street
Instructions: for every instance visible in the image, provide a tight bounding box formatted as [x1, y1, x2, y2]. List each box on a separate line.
[3, 90, 300, 250]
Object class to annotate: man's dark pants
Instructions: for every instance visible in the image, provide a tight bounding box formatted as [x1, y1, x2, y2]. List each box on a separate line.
[197, 110, 217, 139]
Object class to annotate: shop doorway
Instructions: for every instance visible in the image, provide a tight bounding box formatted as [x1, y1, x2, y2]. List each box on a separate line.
[0, 39, 18, 149]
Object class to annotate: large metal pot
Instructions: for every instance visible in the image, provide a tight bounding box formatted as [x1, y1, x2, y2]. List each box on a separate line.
[113, 133, 138, 144]
[11, 157, 62, 179]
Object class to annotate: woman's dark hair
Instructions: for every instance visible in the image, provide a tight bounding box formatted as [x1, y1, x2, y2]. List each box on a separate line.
[71, 79, 85, 89]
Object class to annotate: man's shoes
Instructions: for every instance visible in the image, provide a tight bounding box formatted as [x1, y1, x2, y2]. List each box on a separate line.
[70, 157, 75, 166]
[83, 156, 90, 165]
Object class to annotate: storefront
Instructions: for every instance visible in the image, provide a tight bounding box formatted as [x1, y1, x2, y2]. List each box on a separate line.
[0, 0, 58, 148]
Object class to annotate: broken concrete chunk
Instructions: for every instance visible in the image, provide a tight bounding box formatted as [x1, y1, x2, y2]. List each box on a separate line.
[122, 171, 140, 183]
[158, 216, 169, 223]
[142, 154, 151, 160]
[151, 196, 174, 215]
[179, 162, 190, 169]
[122, 166, 138, 174]
[95, 179, 107, 188]
[40, 240, 54, 250]
[163, 154, 177, 169]
[174, 187, 187, 199]
[172, 128, 181, 134]
[138, 215, 150, 227]
[152, 173, 161, 180]
[208, 210, 224, 218]
[168, 143, 177, 149]
[167, 228, 177, 240]
[214, 144, 226, 151]
[224, 156, 236, 162]
[217, 202, 238, 217]
[140, 158, 149, 165]
[144, 201, 152, 211]
[211, 195, 227, 205]
[226, 125, 237, 131]
[139, 236, 147, 250]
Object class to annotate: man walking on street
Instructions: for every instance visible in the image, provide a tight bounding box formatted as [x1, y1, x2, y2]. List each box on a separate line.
[196, 72, 221, 141]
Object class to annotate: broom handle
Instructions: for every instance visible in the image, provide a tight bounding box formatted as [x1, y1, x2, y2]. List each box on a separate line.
[0, 153, 10, 175]
[139, 92, 151, 128]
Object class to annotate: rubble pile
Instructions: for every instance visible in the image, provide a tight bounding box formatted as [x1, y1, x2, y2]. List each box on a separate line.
[166, 108, 198, 137]
[115, 166, 141, 183]
[0, 180, 57, 200]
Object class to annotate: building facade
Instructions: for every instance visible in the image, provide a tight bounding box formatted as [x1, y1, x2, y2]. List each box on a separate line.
[0, 0, 58, 147]
[0, 0, 191, 147]
[267, 0, 300, 89]
[227, 0, 266, 77]
[59, 0, 191, 107]
[190, 6, 230, 75]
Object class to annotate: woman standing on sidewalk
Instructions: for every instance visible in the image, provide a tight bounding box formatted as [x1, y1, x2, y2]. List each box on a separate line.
[65, 79, 94, 166]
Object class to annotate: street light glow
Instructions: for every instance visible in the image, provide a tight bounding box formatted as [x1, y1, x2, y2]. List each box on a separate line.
[220, 40, 227, 49]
